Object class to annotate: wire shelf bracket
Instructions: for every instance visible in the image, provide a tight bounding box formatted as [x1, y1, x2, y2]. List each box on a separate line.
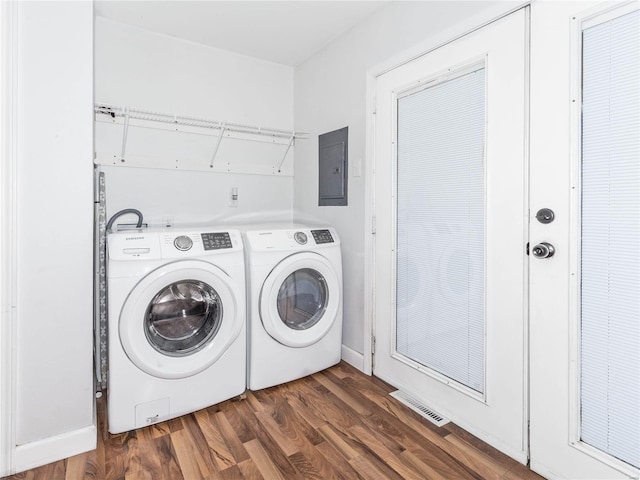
[209, 123, 227, 168]
[120, 107, 130, 163]
[277, 136, 296, 173]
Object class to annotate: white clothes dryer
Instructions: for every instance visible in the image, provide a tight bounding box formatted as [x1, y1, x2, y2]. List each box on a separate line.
[107, 227, 245, 434]
[244, 226, 342, 391]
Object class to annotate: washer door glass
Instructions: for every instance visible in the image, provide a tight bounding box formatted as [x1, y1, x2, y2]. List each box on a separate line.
[276, 268, 328, 330]
[144, 280, 222, 356]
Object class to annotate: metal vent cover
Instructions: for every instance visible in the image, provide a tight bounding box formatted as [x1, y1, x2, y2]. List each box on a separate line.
[389, 390, 450, 427]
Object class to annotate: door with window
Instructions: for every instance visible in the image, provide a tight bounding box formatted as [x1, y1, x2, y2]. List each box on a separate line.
[529, 2, 639, 478]
[373, 9, 528, 461]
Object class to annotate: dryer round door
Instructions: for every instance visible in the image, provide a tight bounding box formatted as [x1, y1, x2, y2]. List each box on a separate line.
[119, 260, 242, 379]
[259, 252, 340, 348]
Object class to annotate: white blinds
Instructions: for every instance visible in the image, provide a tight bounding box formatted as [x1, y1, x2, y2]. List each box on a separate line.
[580, 9, 640, 469]
[396, 68, 485, 393]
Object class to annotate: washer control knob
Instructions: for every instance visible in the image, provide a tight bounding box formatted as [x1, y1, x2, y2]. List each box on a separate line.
[294, 232, 308, 245]
[174, 235, 193, 251]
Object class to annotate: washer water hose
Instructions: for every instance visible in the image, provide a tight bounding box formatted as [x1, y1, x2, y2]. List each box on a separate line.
[106, 208, 144, 232]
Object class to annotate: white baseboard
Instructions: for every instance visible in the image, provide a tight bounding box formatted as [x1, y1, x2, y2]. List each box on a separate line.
[12, 425, 96, 475]
[341, 344, 366, 373]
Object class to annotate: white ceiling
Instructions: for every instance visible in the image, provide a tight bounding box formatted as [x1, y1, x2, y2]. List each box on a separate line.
[94, 1, 391, 66]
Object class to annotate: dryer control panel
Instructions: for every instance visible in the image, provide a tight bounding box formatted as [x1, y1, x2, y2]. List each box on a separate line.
[245, 227, 340, 252]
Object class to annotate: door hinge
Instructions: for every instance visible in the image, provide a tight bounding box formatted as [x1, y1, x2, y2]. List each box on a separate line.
[371, 335, 376, 371]
[526, 242, 530, 256]
[371, 216, 376, 235]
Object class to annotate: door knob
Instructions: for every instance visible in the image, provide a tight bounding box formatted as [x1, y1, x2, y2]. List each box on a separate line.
[531, 242, 555, 259]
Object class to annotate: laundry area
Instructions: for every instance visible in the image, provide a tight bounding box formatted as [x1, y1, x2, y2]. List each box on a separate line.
[0, 1, 639, 479]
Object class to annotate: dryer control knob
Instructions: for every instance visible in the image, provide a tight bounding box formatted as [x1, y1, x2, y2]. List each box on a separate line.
[174, 235, 193, 251]
[294, 232, 308, 245]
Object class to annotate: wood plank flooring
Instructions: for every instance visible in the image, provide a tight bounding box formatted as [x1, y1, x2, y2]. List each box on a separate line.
[3, 362, 545, 479]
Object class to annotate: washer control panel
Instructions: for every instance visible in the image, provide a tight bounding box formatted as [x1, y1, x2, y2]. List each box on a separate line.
[109, 228, 242, 262]
[173, 235, 193, 251]
[311, 229, 334, 244]
[201, 232, 233, 250]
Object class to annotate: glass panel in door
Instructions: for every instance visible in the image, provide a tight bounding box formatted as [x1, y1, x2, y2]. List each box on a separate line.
[580, 7, 640, 470]
[396, 68, 485, 393]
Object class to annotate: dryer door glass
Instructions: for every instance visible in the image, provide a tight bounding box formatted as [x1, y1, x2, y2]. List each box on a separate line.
[276, 268, 328, 330]
[144, 280, 223, 356]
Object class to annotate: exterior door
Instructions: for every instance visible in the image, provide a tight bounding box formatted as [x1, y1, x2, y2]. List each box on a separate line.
[373, 9, 528, 461]
[529, 1, 639, 478]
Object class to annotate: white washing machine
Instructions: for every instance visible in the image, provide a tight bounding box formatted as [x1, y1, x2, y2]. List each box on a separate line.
[244, 226, 342, 390]
[107, 227, 245, 434]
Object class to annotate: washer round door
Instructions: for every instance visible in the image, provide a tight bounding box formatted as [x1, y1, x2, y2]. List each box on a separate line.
[259, 252, 340, 348]
[120, 260, 242, 379]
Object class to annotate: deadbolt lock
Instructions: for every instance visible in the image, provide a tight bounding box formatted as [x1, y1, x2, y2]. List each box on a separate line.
[536, 208, 555, 224]
[531, 242, 555, 259]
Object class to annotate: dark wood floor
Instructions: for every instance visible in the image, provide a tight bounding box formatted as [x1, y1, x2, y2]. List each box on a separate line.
[4, 362, 544, 479]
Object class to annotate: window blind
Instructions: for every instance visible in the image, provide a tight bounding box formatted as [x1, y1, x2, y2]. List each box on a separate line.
[396, 68, 485, 393]
[580, 9, 640, 469]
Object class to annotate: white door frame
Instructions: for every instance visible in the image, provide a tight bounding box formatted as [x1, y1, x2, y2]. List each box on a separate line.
[0, 1, 18, 476]
[363, 2, 530, 376]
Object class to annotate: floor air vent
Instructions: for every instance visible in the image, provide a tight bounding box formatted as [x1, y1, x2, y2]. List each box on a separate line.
[389, 390, 450, 427]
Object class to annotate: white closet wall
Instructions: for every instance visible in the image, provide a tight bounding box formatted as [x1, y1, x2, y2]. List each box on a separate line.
[101, 166, 293, 226]
[95, 17, 295, 226]
[13, 1, 95, 471]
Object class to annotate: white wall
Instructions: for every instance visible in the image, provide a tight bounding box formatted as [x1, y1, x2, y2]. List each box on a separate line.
[102, 166, 294, 227]
[95, 18, 295, 226]
[11, 1, 95, 472]
[294, 1, 523, 361]
[95, 17, 293, 125]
